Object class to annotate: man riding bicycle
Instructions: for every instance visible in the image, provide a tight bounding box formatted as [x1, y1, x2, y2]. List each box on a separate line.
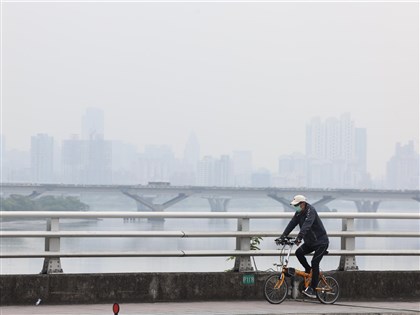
[276, 195, 329, 299]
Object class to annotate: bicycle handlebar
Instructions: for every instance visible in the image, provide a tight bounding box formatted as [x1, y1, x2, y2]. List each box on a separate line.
[275, 236, 297, 246]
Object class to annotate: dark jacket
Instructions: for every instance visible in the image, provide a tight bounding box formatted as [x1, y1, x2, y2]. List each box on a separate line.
[282, 203, 329, 246]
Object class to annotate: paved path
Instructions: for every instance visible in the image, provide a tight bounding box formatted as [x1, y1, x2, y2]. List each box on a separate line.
[1, 300, 419, 315]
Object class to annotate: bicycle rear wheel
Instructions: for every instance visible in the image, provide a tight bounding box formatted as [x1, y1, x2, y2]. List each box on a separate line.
[263, 273, 288, 304]
[316, 275, 339, 304]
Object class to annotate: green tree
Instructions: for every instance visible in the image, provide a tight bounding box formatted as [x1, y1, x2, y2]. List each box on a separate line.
[0, 195, 89, 211]
[0, 195, 35, 211]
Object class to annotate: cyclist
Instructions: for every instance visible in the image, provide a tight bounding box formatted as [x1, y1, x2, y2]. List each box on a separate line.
[276, 195, 329, 299]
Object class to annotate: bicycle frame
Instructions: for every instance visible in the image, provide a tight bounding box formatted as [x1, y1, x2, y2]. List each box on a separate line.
[275, 239, 314, 290]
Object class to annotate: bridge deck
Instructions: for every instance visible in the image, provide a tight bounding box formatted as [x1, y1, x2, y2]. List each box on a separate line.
[1, 300, 419, 315]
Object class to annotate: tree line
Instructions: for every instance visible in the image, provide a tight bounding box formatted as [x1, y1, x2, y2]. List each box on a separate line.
[0, 195, 89, 211]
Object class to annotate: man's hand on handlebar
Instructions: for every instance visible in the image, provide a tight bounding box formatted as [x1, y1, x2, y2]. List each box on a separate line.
[274, 235, 286, 245]
[274, 235, 302, 246]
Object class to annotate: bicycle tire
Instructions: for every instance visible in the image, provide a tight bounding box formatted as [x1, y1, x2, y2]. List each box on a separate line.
[263, 273, 288, 304]
[316, 275, 339, 304]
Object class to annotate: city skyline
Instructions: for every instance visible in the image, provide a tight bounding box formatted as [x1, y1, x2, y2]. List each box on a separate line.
[2, 104, 418, 179]
[1, 108, 418, 189]
[1, 111, 419, 174]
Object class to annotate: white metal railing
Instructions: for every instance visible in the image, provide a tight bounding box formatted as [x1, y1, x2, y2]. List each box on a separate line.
[1, 211, 419, 273]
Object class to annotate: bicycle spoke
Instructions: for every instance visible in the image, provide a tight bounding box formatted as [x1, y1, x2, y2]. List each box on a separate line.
[264, 274, 288, 304]
[316, 276, 339, 304]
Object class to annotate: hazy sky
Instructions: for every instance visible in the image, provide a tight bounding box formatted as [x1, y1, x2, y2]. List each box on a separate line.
[1, 1, 419, 178]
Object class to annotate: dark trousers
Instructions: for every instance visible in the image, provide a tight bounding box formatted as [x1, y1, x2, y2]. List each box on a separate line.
[295, 243, 329, 289]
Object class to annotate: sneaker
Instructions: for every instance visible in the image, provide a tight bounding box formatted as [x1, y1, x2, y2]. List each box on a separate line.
[303, 286, 317, 299]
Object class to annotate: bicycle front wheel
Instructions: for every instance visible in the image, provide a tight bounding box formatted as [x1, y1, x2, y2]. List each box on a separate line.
[316, 275, 339, 304]
[263, 273, 288, 304]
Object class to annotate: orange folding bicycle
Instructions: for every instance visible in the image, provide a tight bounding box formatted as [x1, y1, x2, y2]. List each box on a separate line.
[263, 236, 339, 304]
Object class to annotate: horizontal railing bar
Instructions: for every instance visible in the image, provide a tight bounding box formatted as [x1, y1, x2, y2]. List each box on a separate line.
[1, 212, 419, 269]
[1, 211, 419, 219]
[1, 250, 419, 258]
[1, 231, 419, 238]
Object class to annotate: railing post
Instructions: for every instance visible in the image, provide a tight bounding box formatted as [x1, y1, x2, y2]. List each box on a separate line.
[233, 218, 253, 272]
[338, 217, 359, 271]
[40, 218, 63, 274]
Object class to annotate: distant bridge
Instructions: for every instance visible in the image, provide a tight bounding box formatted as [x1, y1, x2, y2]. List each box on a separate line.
[1, 183, 419, 212]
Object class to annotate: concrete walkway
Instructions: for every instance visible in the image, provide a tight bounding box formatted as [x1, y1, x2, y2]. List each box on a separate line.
[1, 300, 419, 315]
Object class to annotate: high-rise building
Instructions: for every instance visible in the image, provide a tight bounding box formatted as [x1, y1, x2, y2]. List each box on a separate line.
[386, 141, 419, 189]
[136, 145, 175, 184]
[278, 153, 307, 187]
[82, 107, 104, 140]
[305, 114, 367, 188]
[324, 117, 342, 161]
[355, 128, 367, 174]
[4, 149, 30, 182]
[197, 156, 215, 186]
[178, 133, 200, 185]
[2, 135, 31, 182]
[84, 137, 112, 184]
[183, 132, 200, 170]
[307, 114, 358, 162]
[61, 134, 112, 185]
[79, 108, 112, 184]
[111, 141, 139, 184]
[216, 155, 234, 186]
[61, 135, 84, 184]
[233, 151, 253, 186]
[197, 155, 234, 186]
[31, 133, 54, 183]
[251, 168, 271, 187]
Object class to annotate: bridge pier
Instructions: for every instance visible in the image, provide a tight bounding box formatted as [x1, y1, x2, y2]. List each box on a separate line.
[267, 194, 295, 212]
[40, 218, 63, 274]
[121, 191, 190, 221]
[134, 196, 156, 212]
[355, 200, 381, 212]
[312, 195, 336, 212]
[206, 197, 231, 212]
[128, 196, 155, 222]
[354, 200, 380, 229]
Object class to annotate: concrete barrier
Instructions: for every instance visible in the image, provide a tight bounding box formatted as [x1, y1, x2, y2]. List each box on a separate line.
[1, 271, 419, 305]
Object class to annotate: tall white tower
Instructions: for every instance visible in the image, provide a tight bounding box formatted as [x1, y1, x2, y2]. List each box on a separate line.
[305, 114, 366, 188]
[233, 151, 253, 186]
[183, 132, 200, 170]
[31, 133, 54, 183]
[82, 107, 104, 140]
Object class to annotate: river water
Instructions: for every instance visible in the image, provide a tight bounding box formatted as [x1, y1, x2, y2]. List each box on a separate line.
[1, 197, 419, 274]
